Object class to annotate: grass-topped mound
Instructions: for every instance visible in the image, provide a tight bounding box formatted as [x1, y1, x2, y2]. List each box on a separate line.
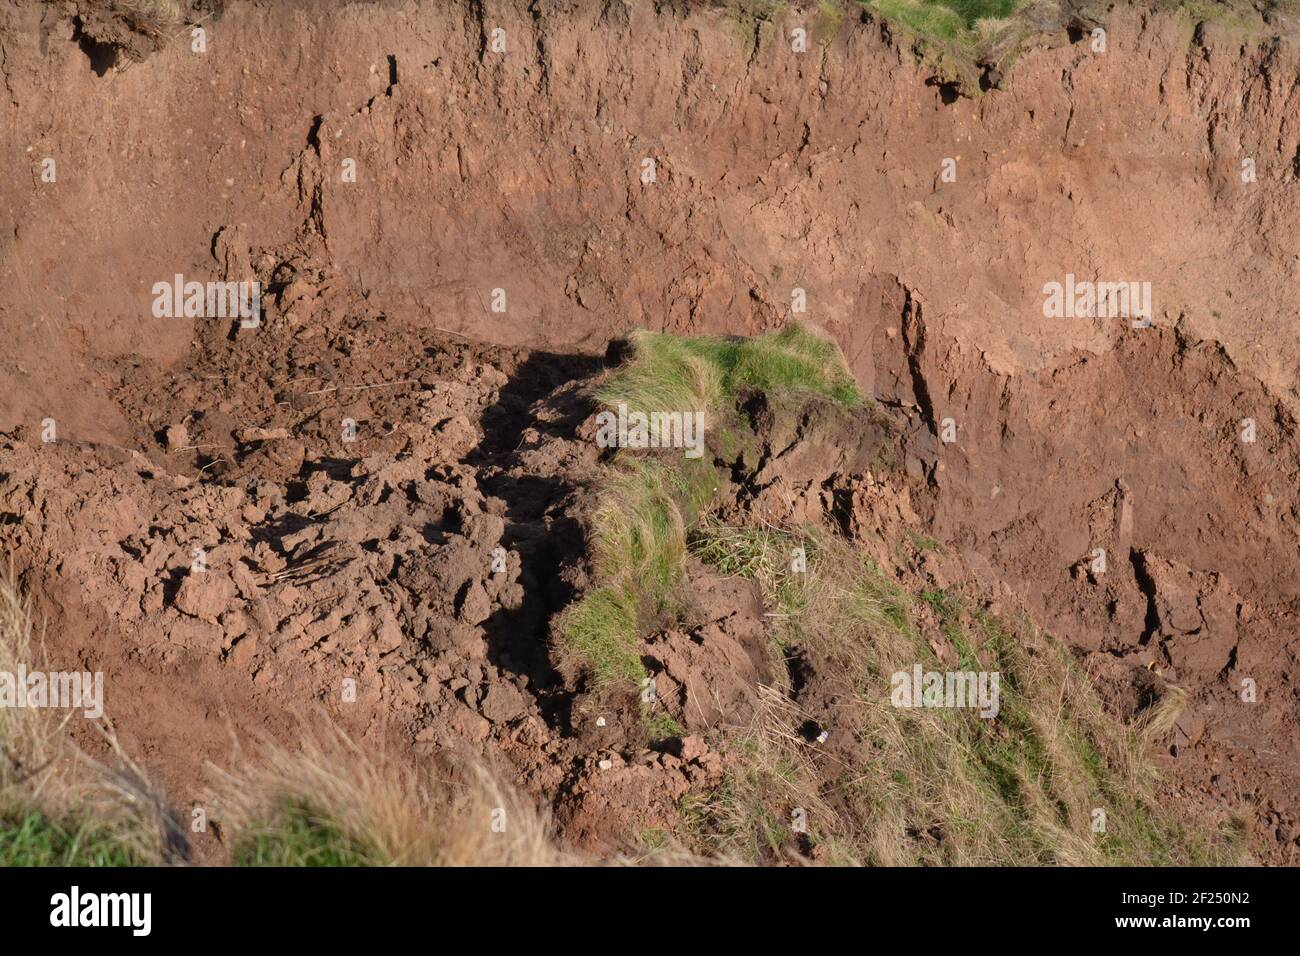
[557, 323, 862, 693]
[866, 0, 1021, 47]
[596, 324, 863, 413]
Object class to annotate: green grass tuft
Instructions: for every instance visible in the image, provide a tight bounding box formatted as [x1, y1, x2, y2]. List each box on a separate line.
[0, 810, 152, 867]
[592, 456, 717, 609]
[646, 709, 687, 742]
[556, 585, 645, 687]
[558, 456, 716, 690]
[233, 802, 377, 867]
[864, 0, 1020, 48]
[597, 322, 862, 413]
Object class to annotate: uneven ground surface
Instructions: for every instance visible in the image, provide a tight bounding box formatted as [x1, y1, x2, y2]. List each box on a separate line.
[1, 0, 1298, 863]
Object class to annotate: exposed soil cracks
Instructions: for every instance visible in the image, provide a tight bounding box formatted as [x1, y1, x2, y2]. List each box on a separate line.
[1, 0, 1298, 862]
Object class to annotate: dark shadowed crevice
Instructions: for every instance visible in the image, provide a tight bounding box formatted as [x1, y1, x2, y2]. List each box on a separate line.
[72, 17, 118, 76]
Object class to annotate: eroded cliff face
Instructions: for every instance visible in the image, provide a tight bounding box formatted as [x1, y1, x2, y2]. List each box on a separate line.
[1, 0, 1298, 861]
[3, 1, 1299, 431]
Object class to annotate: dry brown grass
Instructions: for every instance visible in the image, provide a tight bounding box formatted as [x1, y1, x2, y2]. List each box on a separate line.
[1139, 683, 1191, 744]
[115, 0, 183, 31]
[686, 523, 1248, 866]
[681, 686, 836, 863]
[206, 721, 578, 866]
[0, 577, 179, 865]
[207, 717, 731, 866]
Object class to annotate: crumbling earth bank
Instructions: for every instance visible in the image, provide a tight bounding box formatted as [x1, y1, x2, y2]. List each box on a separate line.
[4, 1, 1300, 436]
[0, 0, 1298, 861]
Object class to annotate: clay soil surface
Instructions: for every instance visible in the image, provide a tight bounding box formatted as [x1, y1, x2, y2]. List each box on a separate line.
[1, 0, 1298, 864]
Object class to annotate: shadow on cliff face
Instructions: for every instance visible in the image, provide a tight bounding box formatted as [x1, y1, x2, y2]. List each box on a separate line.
[465, 348, 608, 730]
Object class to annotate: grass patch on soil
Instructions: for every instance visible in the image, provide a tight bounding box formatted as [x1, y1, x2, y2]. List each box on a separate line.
[1161, 0, 1279, 35]
[556, 584, 644, 687]
[861, 0, 1023, 50]
[0, 809, 153, 867]
[559, 324, 860, 692]
[866, 0, 1020, 45]
[646, 709, 688, 743]
[596, 322, 862, 414]
[684, 523, 1247, 866]
[112, 0, 184, 37]
[233, 804, 377, 867]
[554, 454, 719, 689]
[723, 1, 791, 52]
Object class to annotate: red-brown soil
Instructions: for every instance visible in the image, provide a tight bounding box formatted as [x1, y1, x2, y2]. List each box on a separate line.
[1, 0, 1297, 862]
